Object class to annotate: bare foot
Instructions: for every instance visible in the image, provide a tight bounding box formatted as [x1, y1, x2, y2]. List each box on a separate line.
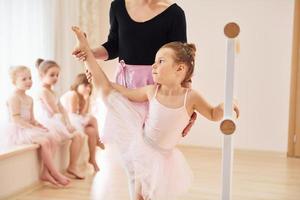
[72, 26, 89, 49]
[89, 159, 100, 172]
[41, 170, 60, 187]
[52, 172, 71, 186]
[97, 140, 105, 150]
[67, 167, 85, 179]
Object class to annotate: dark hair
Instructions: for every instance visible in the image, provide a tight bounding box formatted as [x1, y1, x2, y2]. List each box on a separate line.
[35, 58, 59, 76]
[161, 42, 196, 87]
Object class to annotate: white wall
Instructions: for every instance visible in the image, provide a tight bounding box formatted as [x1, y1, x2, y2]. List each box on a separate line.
[96, 0, 294, 152]
[176, 0, 294, 152]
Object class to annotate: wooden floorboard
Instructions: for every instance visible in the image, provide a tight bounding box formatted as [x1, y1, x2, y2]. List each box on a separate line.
[6, 146, 300, 200]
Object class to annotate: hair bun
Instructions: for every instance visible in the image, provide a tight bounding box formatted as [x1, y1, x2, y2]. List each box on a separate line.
[35, 58, 44, 68]
[184, 43, 196, 58]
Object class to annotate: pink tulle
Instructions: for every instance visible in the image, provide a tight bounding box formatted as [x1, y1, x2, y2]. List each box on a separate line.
[103, 91, 193, 200]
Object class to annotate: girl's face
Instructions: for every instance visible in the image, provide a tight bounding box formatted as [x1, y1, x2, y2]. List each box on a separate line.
[152, 48, 179, 84]
[77, 83, 91, 97]
[41, 66, 60, 86]
[15, 70, 32, 91]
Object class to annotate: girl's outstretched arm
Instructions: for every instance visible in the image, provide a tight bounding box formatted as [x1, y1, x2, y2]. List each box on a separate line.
[111, 83, 150, 102]
[72, 26, 149, 102]
[190, 90, 224, 122]
[191, 90, 239, 121]
[72, 26, 113, 97]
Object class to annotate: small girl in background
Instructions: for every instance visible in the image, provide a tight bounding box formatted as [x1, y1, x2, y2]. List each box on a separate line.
[60, 73, 105, 172]
[4, 66, 70, 186]
[35, 59, 85, 179]
[72, 27, 239, 200]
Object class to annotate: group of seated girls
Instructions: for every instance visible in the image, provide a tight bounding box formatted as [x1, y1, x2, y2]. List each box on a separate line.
[1, 58, 104, 187]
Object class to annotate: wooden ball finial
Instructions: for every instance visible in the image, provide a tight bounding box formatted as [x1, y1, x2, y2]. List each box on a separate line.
[224, 22, 240, 38]
[220, 119, 236, 135]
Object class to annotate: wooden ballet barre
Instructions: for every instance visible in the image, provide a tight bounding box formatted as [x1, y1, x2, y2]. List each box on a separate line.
[220, 22, 240, 200]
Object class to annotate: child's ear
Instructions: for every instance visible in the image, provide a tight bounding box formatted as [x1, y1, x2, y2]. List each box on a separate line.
[177, 64, 185, 72]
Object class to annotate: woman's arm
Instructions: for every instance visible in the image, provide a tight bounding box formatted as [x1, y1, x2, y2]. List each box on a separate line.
[101, 1, 119, 60]
[92, 47, 109, 60]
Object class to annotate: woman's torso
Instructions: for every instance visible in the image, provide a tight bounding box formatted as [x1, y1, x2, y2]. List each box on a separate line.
[104, 0, 187, 65]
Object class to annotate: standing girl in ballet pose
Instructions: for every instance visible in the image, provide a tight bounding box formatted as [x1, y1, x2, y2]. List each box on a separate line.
[72, 27, 239, 200]
[5, 66, 70, 186]
[35, 59, 85, 179]
[60, 73, 105, 172]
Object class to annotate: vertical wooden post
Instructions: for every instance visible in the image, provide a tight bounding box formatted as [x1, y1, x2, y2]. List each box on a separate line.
[220, 22, 240, 200]
[288, 0, 300, 157]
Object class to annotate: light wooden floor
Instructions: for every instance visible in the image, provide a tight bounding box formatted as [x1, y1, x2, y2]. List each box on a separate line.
[7, 146, 300, 200]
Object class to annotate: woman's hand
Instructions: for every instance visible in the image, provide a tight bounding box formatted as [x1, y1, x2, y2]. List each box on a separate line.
[85, 69, 93, 83]
[182, 112, 197, 137]
[72, 48, 87, 61]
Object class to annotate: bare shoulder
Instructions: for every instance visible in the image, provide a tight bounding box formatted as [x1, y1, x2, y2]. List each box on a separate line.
[146, 84, 158, 98]
[7, 93, 20, 105]
[26, 95, 34, 103]
[187, 89, 207, 104]
[69, 90, 78, 98]
[69, 91, 79, 101]
[40, 87, 52, 96]
[39, 88, 56, 102]
[188, 89, 201, 98]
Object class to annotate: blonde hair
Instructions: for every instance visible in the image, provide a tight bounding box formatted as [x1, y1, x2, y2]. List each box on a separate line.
[161, 42, 196, 87]
[9, 66, 31, 85]
[35, 58, 59, 76]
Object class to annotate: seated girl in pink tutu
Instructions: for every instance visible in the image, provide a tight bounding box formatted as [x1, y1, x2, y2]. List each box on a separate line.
[72, 26, 239, 200]
[4, 66, 70, 186]
[35, 59, 85, 179]
[60, 73, 105, 172]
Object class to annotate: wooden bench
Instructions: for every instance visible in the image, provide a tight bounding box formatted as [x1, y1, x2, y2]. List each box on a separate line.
[0, 136, 89, 199]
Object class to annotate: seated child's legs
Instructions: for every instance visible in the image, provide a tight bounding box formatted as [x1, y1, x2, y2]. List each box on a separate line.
[37, 138, 70, 186]
[85, 115, 105, 149]
[67, 132, 85, 179]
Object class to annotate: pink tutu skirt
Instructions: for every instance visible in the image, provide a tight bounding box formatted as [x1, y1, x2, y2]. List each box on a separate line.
[36, 112, 73, 142]
[3, 123, 51, 146]
[68, 113, 89, 133]
[104, 91, 193, 200]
